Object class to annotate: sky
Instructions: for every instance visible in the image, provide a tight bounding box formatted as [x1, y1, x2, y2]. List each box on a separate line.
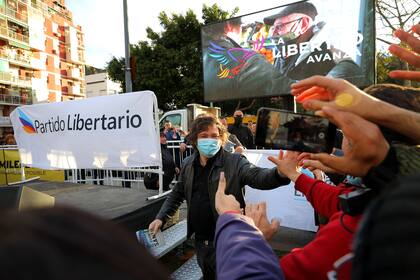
[66, 0, 295, 68]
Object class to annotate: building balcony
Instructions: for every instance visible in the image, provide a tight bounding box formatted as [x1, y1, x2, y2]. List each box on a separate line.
[0, 116, 12, 127]
[0, 25, 30, 46]
[6, 7, 28, 25]
[0, 48, 31, 67]
[30, 57, 45, 70]
[0, 91, 33, 106]
[62, 85, 84, 97]
[65, 49, 85, 64]
[8, 28, 29, 45]
[67, 68, 83, 80]
[0, 71, 31, 88]
[0, 26, 8, 38]
[30, 1, 47, 12]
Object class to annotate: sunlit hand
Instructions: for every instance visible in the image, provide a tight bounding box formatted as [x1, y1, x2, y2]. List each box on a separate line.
[268, 150, 301, 182]
[215, 172, 241, 215]
[291, 76, 380, 120]
[388, 24, 420, 81]
[298, 107, 389, 177]
[245, 202, 280, 241]
[297, 153, 340, 174]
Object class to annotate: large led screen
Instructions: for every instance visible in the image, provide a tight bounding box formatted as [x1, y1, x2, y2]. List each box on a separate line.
[201, 0, 375, 102]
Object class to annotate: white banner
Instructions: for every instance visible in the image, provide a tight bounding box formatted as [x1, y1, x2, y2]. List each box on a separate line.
[11, 91, 161, 170]
[244, 150, 318, 232]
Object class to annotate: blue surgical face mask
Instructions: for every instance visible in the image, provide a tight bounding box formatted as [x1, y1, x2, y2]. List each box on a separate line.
[197, 138, 221, 158]
[344, 175, 363, 187]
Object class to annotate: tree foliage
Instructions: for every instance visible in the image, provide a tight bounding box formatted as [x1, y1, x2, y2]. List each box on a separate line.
[106, 4, 238, 109]
[85, 65, 105, 75]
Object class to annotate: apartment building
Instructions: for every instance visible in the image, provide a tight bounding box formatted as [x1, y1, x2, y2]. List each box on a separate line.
[86, 72, 122, 98]
[0, 0, 85, 144]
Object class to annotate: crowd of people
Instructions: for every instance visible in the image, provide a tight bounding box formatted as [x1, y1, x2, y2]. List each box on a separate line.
[0, 11, 418, 280]
[150, 22, 420, 280]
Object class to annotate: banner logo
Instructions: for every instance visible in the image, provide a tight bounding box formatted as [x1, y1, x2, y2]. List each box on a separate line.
[17, 109, 143, 135]
[18, 109, 36, 134]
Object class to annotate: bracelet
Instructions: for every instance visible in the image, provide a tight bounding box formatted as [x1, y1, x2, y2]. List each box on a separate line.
[223, 210, 241, 215]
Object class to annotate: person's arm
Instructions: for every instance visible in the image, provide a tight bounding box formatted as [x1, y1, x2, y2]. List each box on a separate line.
[363, 144, 420, 190]
[372, 102, 420, 143]
[299, 107, 390, 177]
[280, 213, 359, 280]
[294, 174, 353, 219]
[291, 76, 420, 143]
[237, 154, 290, 190]
[155, 165, 186, 223]
[214, 173, 284, 280]
[215, 214, 284, 280]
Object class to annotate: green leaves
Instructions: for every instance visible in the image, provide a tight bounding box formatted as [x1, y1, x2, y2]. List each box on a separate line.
[106, 4, 238, 109]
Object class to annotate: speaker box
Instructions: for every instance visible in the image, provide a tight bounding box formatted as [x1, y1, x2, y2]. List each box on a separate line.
[0, 186, 55, 211]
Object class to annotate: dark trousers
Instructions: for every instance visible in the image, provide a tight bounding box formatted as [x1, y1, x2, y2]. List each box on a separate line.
[195, 240, 216, 280]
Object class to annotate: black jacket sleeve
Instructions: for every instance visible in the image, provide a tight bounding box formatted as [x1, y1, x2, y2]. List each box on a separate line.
[155, 165, 186, 223]
[237, 155, 290, 189]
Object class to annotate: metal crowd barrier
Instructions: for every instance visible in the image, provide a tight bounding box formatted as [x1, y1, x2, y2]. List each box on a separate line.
[65, 140, 194, 189]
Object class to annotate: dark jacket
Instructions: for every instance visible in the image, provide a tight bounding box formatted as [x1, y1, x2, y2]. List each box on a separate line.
[216, 213, 284, 280]
[144, 144, 176, 191]
[228, 124, 255, 149]
[156, 149, 290, 237]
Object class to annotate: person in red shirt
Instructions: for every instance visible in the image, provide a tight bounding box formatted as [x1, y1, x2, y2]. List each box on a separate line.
[266, 149, 359, 280]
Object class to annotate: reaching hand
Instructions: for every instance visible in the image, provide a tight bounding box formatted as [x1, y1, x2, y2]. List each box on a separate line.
[388, 23, 420, 81]
[245, 202, 280, 241]
[215, 172, 241, 215]
[297, 153, 340, 174]
[268, 150, 301, 182]
[298, 107, 389, 177]
[291, 76, 380, 120]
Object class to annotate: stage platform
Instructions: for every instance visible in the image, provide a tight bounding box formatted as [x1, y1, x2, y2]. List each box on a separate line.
[1, 180, 167, 233]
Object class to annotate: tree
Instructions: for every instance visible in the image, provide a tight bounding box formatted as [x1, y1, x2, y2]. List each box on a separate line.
[85, 65, 105, 75]
[106, 4, 238, 109]
[376, 0, 420, 86]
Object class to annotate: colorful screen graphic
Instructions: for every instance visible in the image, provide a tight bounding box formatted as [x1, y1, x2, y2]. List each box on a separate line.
[201, 0, 375, 102]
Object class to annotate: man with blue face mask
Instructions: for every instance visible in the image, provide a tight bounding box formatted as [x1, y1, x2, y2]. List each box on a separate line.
[149, 114, 290, 280]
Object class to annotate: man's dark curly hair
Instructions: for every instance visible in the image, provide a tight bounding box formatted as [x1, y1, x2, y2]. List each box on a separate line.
[187, 114, 227, 150]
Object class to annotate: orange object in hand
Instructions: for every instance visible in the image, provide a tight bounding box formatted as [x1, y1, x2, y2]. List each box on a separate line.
[295, 86, 332, 103]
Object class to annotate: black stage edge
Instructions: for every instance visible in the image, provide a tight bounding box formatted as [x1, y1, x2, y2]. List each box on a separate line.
[0, 180, 166, 233]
